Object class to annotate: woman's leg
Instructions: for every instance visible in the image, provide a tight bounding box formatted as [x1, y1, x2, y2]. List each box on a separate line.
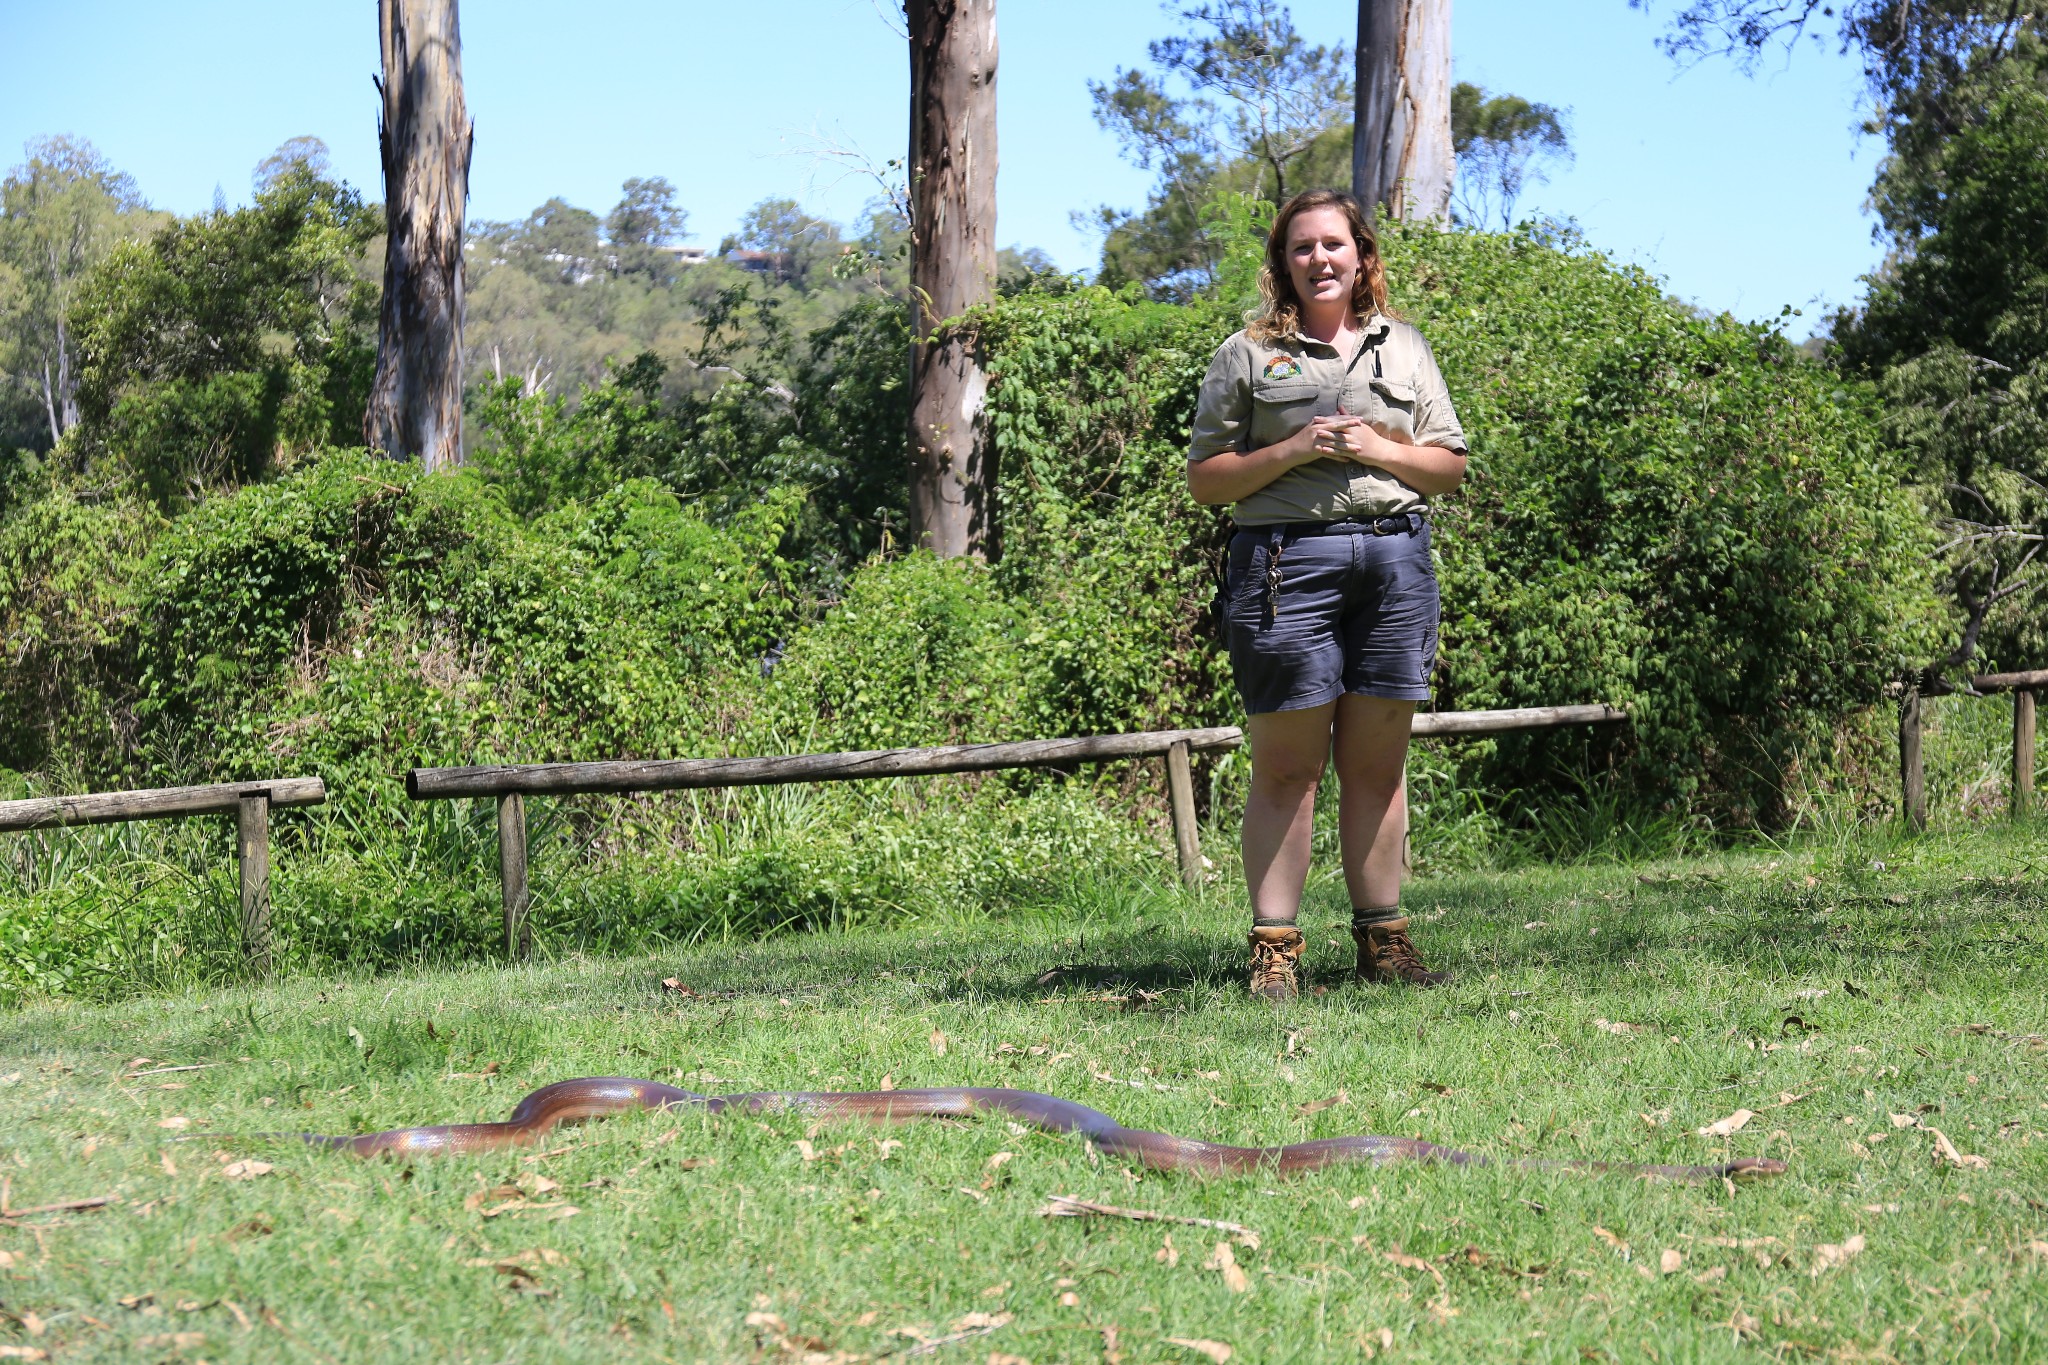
[1240, 701, 1338, 1001]
[1241, 700, 1339, 922]
[1331, 694, 1414, 909]
[1332, 693, 1448, 985]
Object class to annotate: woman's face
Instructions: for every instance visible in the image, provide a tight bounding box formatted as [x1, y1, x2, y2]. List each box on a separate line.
[1283, 206, 1361, 313]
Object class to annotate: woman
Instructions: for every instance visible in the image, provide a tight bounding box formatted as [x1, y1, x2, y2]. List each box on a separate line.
[1187, 189, 1468, 1002]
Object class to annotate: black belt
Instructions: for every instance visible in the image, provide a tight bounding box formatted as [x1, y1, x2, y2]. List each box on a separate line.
[1246, 512, 1427, 622]
[1243, 511, 1427, 540]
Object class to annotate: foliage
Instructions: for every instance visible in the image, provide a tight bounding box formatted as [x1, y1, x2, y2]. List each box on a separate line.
[0, 135, 158, 462]
[466, 186, 897, 406]
[0, 129, 1957, 1001]
[1089, 2, 1352, 299]
[1638, 5, 2048, 675]
[1634, 0, 2045, 104]
[971, 220, 1944, 828]
[1450, 82, 1573, 231]
[605, 175, 689, 249]
[65, 161, 381, 507]
[469, 287, 910, 582]
[1087, 10, 1574, 301]
[1835, 42, 2048, 673]
[0, 488, 162, 775]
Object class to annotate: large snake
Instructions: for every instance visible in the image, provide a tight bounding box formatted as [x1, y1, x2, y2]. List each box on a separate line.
[283, 1078, 1787, 1181]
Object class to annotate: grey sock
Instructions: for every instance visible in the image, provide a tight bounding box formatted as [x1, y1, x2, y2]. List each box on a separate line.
[1252, 916, 1297, 928]
[1351, 905, 1403, 929]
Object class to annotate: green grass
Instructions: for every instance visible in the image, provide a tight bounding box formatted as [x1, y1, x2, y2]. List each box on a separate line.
[0, 821, 2044, 1363]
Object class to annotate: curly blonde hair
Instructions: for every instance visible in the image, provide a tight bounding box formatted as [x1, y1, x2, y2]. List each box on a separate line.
[1246, 189, 1393, 344]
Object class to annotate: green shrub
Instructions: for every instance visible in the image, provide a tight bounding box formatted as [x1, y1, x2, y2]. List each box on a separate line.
[0, 214, 1956, 1001]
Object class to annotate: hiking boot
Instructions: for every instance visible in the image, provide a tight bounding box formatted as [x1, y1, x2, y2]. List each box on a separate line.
[1248, 924, 1306, 1002]
[1353, 917, 1450, 987]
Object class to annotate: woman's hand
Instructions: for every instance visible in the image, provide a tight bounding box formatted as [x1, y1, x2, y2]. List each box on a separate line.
[1306, 414, 1382, 463]
[1189, 414, 1464, 503]
[1326, 416, 1465, 497]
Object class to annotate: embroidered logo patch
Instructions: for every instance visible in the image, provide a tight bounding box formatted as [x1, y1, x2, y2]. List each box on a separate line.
[1262, 355, 1302, 381]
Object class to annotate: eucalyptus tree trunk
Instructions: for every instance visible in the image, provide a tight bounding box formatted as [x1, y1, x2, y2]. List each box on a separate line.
[1352, 0, 1454, 223]
[907, 0, 998, 559]
[365, 0, 472, 470]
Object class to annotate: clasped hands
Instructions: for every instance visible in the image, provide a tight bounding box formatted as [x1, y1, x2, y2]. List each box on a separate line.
[1297, 412, 1404, 466]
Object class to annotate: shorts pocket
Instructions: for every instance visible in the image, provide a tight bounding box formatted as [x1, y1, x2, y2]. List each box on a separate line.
[1224, 537, 1267, 608]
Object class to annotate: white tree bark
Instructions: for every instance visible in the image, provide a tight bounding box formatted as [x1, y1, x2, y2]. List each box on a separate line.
[907, 0, 998, 559]
[365, 0, 472, 471]
[1353, 0, 1454, 224]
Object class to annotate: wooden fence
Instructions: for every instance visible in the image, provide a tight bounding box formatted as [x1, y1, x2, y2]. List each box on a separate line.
[1899, 671, 2043, 831]
[0, 706, 1628, 968]
[0, 778, 327, 975]
[407, 704, 1629, 958]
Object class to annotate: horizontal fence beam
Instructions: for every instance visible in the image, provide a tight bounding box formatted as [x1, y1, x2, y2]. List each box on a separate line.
[1973, 670, 2048, 693]
[1410, 703, 1626, 737]
[409, 728, 1248, 801]
[0, 777, 327, 833]
[408, 706, 1630, 802]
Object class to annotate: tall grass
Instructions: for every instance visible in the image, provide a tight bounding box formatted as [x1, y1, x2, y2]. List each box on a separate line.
[1, 692, 2036, 1005]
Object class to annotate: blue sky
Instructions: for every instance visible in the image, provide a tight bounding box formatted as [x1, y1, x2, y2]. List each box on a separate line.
[1, 0, 1882, 325]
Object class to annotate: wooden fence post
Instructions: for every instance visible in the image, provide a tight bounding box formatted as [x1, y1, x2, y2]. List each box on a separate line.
[499, 792, 531, 959]
[2015, 690, 2037, 819]
[1900, 688, 1927, 832]
[237, 791, 271, 976]
[1164, 740, 1202, 888]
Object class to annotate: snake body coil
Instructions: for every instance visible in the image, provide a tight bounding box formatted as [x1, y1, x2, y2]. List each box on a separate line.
[293, 1078, 1786, 1182]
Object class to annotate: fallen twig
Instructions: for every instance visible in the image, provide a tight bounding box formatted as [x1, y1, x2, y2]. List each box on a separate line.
[895, 1321, 1009, 1358]
[1038, 1193, 1261, 1247]
[125, 1064, 222, 1079]
[1, 1192, 118, 1220]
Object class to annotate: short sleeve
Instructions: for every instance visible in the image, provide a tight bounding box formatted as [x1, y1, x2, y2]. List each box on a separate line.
[1187, 336, 1252, 461]
[1411, 336, 1468, 454]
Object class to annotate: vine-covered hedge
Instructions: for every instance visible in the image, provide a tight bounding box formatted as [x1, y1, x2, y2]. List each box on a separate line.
[4, 223, 1944, 827]
[0, 220, 1950, 996]
[966, 222, 1944, 826]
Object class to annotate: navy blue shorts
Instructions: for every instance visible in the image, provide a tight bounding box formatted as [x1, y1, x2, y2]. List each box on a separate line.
[1222, 519, 1440, 713]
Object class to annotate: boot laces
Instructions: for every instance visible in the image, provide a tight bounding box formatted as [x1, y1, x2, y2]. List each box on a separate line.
[1374, 927, 1429, 975]
[1251, 936, 1298, 988]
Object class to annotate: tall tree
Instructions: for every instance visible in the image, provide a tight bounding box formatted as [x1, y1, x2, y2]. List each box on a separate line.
[907, 0, 998, 558]
[68, 158, 381, 506]
[1449, 82, 1570, 229]
[0, 137, 148, 448]
[1351, 0, 1454, 222]
[365, 0, 472, 471]
[1089, 2, 1352, 299]
[1637, 1, 2048, 676]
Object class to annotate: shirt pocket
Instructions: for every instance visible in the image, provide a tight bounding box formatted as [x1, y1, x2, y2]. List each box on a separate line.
[1370, 377, 1418, 442]
[1251, 378, 1321, 443]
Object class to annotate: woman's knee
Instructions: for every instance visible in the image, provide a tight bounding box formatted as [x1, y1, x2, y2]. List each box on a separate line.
[1251, 757, 1324, 796]
[1334, 769, 1402, 810]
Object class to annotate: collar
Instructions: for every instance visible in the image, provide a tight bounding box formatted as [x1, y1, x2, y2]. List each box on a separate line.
[1292, 314, 1393, 355]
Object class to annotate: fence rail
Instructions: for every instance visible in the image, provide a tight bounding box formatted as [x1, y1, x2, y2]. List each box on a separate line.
[1898, 674, 2041, 830]
[0, 707, 1634, 972]
[409, 704, 1630, 957]
[0, 777, 327, 975]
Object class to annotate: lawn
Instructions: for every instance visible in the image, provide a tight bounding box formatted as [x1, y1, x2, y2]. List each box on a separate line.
[0, 821, 2043, 1363]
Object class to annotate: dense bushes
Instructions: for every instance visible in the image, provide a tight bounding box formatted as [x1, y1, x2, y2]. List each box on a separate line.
[967, 222, 1943, 826]
[0, 217, 1955, 999]
[66, 170, 380, 507]
[6, 222, 1946, 817]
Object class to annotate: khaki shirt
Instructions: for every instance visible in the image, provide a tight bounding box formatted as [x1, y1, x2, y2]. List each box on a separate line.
[1187, 316, 1467, 525]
